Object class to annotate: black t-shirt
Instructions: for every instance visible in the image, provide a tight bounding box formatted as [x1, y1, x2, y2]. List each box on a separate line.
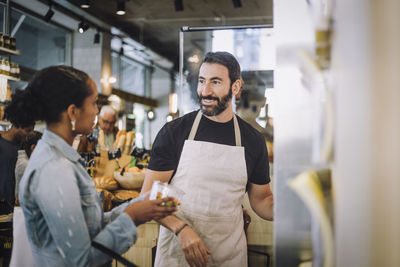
[148, 110, 270, 185]
[0, 134, 18, 213]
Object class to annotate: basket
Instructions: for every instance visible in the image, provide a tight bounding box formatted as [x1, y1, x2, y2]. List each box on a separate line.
[114, 171, 146, 190]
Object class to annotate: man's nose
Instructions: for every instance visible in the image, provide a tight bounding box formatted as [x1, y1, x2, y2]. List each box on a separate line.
[201, 82, 213, 95]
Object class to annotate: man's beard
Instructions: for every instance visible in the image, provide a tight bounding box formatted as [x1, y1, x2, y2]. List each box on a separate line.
[198, 88, 232, 116]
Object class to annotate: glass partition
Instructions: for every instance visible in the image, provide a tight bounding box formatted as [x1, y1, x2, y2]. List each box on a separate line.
[8, 6, 72, 71]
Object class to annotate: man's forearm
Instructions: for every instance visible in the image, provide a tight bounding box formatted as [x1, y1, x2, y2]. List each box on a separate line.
[252, 195, 274, 221]
[157, 214, 188, 234]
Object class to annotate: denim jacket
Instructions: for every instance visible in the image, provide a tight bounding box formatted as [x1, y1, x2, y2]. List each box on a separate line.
[19, 130, 143, 267]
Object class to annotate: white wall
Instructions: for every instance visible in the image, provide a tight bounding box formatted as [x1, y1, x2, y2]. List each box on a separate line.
[333, 0, 400, 266]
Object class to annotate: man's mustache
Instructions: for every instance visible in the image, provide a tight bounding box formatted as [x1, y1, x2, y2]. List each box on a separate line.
[199, 95, 219, 101]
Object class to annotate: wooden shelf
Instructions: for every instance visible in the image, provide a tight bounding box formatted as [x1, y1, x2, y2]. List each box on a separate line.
[0, 46, 20, 55]
[0, 74, 20, 81]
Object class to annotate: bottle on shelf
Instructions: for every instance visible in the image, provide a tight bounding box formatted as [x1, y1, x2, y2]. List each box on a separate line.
[3, 35, 10, 49]
[10, 37, 16, 50]
[0, 58, 6, 75]
[15, 63, 20, 79]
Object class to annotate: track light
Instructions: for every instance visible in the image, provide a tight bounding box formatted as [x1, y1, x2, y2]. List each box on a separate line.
[116, 0, 126, 15]
[43, 4, 54, 22]
[147, 109, 155, 121]
[174, 0, 184, 11]
[94, 29, 100, 44]
[232, 0, 242, 8]
[119, 46, 124, 56]
[80, 0, 90, 8]
[78, 21, 90, 33]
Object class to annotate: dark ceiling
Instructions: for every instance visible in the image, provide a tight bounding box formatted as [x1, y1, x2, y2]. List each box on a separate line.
[66, 0, 273, 69]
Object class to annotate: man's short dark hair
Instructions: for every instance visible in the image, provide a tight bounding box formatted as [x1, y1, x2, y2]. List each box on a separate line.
[202, 51, 241, 86]
[22, 131, 42, 157]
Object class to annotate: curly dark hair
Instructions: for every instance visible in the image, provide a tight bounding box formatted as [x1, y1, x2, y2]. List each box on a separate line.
[5, 65, 91, 125]
[202, 51, 241, 86]
[4, 99, 35, 128]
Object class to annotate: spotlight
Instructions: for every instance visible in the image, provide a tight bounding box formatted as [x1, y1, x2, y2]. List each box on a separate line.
[174, 0, 183, 11]
[94, 29, 100, 44]
[232, 0, 242, 8]
[147, 109, 155, 121]
[78, 21, 90, 33]
[43, 4, 54, 22]
[119, 46, 124, 56]
[116, 0, 126, 15]
[80, 0, 90, 8]
[108, 76, 117, 84]
[166, 113, 174, 122]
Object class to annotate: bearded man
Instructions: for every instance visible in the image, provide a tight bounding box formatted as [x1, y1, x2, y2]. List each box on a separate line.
[141, 51, 274, 267]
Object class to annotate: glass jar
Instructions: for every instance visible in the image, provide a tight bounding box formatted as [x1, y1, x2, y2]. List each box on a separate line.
[3, 35, 10, 49]
[10, 38, 16, 50]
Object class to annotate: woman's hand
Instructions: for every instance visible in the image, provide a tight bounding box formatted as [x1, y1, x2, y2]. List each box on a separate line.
[124, 197, 177, 224]
[178, 226, 211, 267]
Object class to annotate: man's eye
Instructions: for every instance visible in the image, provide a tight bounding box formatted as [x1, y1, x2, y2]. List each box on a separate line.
[212, 80, 220, 85]
[199, 80, 204, 84]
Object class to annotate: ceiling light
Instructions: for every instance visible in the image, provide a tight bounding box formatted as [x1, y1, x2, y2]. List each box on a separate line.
[147, 109, 155, 121]
[232, 0, 242, 8]
[80, 0, 90, 8]
[116, 0, 126, 15]
[174, 0, 184, 11]
[188, 55, 199, 63]
[43, 4, 54, 22]
[108, 76, 117, 84]
[78, 21, 89, 33]
[166, 113, 174, 122]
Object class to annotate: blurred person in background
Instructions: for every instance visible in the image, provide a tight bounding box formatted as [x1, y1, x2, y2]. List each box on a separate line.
[0, 101, 34, 267]
[98, 105, 118, 150]
[10, 131, 42, 267]
[14, 131, 42, 203]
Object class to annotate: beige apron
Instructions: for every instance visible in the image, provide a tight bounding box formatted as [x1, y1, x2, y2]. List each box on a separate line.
[155, 111, 248, 267]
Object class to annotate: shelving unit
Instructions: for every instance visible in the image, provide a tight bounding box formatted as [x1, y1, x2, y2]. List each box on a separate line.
[0, 46, 20, 55]
[0, 74, 20, 81]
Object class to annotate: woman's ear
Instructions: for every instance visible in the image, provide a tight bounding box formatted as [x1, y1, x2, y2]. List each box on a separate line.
[66, 104, 78, 122]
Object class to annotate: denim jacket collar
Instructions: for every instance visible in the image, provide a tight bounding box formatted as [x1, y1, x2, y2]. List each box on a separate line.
[42, 129, 81, 164]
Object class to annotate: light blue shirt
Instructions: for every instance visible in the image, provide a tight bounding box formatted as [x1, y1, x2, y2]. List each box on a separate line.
[19, 129, 142, 267]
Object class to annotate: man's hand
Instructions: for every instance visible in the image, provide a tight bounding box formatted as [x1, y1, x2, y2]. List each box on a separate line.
[177, 226, 211, 267]
[243, 208, 251, 233]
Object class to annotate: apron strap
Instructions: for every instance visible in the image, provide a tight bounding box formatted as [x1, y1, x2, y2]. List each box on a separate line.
[188, 110, 242, 147]
[233, 115, 241, 147]
[188, 111, 203, 140]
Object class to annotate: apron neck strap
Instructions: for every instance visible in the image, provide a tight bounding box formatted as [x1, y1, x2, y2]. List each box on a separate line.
[188, 111, 242, 147]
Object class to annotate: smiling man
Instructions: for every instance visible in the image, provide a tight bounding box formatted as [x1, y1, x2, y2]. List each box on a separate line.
[141, 51, 273, 267]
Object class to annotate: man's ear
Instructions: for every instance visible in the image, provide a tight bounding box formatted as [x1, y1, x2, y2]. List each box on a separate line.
[232, 79, 242, 97]
[66, 104, 78, 122]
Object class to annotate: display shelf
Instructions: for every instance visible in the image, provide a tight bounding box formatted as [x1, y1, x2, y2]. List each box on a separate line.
[0, 74, 20, 81]
[0, 46, 20, 55]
